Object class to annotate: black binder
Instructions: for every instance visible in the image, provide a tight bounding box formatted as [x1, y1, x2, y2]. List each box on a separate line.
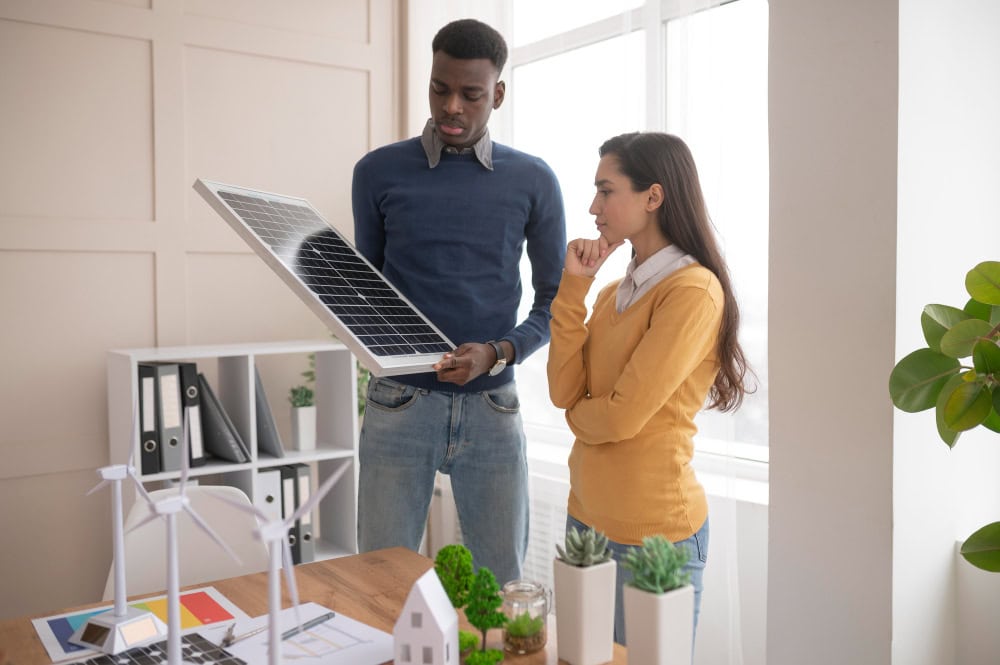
[254, 367, 285, 459]
[179, 363, 206, 467]
[280, 465, 301, 564]
[198, 373, 249, 464]
[137, 363, 160, 474]
[290, 463, 314, 564]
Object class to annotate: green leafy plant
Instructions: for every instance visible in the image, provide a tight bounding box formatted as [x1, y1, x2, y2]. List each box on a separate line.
[458, 629, 478, 653]
[888, 260, 1000, 572]
[556, 526, 613, 567]
[464, 649, 503, 665]
[465, 567, 507, 653]
[288, 384, 314, 408]
[434, 545, 479, 652]
[504, 611, 543, 638]
[621, 535, 691, 595]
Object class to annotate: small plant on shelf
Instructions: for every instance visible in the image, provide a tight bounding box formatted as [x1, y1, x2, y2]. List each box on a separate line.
[288, 384, 314, 408]
[621, 534, 690, 594]
[556, 525, 613, 567]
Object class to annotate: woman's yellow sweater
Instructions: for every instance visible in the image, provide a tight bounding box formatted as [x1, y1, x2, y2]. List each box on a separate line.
[547, 264, 723, 545]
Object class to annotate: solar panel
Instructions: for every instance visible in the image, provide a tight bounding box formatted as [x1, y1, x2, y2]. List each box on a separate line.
[193, 179, 454, 376]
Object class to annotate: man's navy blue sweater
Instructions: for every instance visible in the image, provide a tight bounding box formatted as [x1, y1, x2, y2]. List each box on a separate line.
[352, 136, 566, 393]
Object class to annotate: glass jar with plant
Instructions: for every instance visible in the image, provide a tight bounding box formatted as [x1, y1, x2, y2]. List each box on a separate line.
[500, 580, 549, 654]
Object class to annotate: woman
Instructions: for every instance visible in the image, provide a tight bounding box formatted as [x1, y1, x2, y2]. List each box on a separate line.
[547, 132, 751, 644]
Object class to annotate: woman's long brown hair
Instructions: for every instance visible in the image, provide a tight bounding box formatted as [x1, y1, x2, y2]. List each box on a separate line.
[600, 132, 753, 411]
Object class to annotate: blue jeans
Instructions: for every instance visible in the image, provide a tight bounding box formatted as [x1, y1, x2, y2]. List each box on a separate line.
[566, 514, 709, 647]
[358, 376, 529, 586]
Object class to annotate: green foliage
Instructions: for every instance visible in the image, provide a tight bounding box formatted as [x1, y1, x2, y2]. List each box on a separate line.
[434, 544, 474, 609]
[465, 567, 507, 651]
[622, 535, 691, 595]
[889, 261, 1000, 573]
[458, 629, 478, 653]
[556, 526, 613, 567]
[357, 365, 371, 417]
[288, 385, 314, 408]
[464, 648, 504, 665]
[504, 611, 543, 638]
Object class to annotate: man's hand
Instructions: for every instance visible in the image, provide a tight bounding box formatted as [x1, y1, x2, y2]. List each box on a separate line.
[433, 342, 496, 385]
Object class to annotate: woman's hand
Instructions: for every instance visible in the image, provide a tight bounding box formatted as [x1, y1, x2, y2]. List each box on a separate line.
[564, 236, 624, 277]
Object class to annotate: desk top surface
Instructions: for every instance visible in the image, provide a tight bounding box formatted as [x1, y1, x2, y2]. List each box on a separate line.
[0, 547, 626, 665]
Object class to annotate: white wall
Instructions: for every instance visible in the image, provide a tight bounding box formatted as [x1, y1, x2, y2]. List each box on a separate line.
[0, 0, 398, 619]
[767, 1, 898, 663]
[895, 1, 1000, 663]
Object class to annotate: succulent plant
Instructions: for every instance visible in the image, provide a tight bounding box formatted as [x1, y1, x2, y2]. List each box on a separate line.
[621, 534, 691, 594]
[556, 525, 613, 567]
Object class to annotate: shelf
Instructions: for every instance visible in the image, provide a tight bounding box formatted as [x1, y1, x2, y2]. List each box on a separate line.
[107, 340, 360, 560]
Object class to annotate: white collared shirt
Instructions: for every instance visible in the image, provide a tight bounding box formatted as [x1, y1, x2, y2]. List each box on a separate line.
[616, 244, 696, 312]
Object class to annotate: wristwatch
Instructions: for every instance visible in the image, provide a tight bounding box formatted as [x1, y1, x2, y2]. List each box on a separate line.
[486, 340, 507, 376]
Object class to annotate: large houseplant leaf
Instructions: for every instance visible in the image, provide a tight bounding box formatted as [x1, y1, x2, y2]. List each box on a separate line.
[973, 339, 1000, 375]
[889, 349, 961, 412]
[965, 261, 1000, 305]
[941, 378, 993, 431]
[934, 374, 965, 447]
[940, 319, 993, 358]
[963, 299, 1000, 325]
[960, 522, 1000, 572]
[921, 305, 971, 352]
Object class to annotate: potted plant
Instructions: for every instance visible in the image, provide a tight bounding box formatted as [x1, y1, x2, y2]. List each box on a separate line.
[621, 535, 693, 665]
[433, 544, 480, 654]
[500, 579, 550, 654]
[888, 260, 1000, 571]
[552, 525, 615, 665]
[288, 384, 315, 451]
[464, 567, 507, 665]
[503, 609, 545, 654]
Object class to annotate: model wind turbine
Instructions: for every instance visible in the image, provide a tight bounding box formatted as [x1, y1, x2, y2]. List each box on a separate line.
[129, 409, 241, 665]
[216, 460, 349, 665]
[70, 399, 168, 654]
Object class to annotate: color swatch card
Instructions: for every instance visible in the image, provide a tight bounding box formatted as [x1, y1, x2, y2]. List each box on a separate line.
[31, 586, 249, 663]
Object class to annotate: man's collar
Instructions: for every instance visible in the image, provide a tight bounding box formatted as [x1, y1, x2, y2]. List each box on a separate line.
[420, 119, 494, 170]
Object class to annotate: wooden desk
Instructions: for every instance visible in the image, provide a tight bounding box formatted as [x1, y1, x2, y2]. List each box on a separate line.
[0, 547, 626, 664]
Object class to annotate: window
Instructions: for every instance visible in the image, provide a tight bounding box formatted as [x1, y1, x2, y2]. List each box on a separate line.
[504, 0, 769, 472]
[422, 646, 434, 664]
[400, 643, 411, 662]
[410, 611, 422, 628]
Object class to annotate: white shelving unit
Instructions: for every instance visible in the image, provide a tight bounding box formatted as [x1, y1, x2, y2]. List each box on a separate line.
[107, 340, 359, 559]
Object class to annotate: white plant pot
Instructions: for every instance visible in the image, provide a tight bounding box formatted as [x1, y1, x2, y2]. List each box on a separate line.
[552, 557, 616, 665]
[623, 583, 693, 665]
[290, 405, 316, 451]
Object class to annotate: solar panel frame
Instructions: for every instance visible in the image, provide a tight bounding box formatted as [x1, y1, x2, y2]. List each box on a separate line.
[193, 178, 455, 377]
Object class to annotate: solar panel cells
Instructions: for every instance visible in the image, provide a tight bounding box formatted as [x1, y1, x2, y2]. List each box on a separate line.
[196, 180, 453, 375]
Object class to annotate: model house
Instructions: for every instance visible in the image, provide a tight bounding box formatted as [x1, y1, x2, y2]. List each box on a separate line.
[394, 569, 458, 665]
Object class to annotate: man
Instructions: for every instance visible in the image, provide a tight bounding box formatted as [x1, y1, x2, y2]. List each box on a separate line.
[351, 18, 566, 585]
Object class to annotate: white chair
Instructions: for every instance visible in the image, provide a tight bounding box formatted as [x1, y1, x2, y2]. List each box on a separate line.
[102, 485, 270, 600]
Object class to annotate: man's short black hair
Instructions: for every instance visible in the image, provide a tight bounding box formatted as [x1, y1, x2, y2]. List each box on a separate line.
[432, 19, 508, 73]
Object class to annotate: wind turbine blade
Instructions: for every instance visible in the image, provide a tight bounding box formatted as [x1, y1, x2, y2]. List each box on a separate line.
[289, 461, 349, 524]
[86, 478, 110, 496]
[127, 468, 155, 505]
[184, 506, 243, 565]
[127, 389, 139, 469]
[125, 512, 162, 535]
[281, 539, 302, 629]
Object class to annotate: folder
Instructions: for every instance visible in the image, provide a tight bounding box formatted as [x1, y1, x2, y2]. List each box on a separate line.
[137, 363, 160, 474]
[153, 363, 183, 472]
[280, 465, 301, 564]
[199, 373, 249, 464]
[257, 468, 283, 523]
[254, 367, 285, 459]
[179, 362, 206, 467]
[291, 463, 315, 564]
